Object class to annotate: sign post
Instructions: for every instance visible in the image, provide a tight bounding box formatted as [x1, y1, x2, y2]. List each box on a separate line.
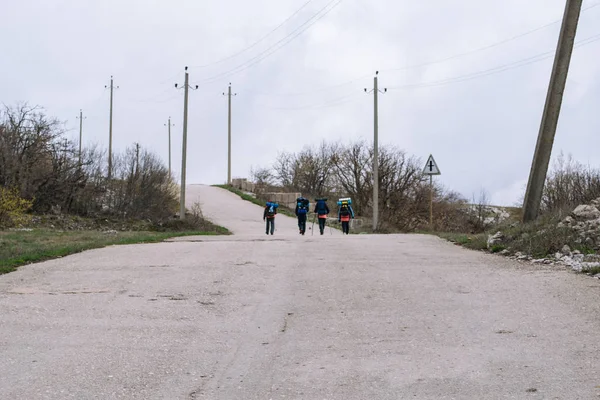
[423, 154, 441, 230]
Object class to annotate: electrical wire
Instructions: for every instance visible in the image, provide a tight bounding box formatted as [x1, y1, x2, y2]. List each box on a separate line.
[195, 0, 343, 84]
[189, 0, 315, 69]
[257, 31, 600, 111]
[381, 1, 600, 74]
[244, 1, 600, 97]
[388, 32, 600, 91]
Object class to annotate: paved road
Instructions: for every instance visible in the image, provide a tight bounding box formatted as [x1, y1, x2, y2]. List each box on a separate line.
[1, 185, 599, 399]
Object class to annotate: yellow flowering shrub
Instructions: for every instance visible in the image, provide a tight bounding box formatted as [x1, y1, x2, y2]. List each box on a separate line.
[0, 187, 33, 228]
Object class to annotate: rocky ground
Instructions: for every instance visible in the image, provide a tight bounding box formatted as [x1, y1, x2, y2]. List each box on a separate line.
[487, 197, 600, 278]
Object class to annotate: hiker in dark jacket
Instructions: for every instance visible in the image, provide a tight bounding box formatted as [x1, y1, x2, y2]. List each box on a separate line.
[337, 198, 355, 235]
[314, 198, 330, 235]
[263, 201, 278, 235]
[295, 197, 310, 235]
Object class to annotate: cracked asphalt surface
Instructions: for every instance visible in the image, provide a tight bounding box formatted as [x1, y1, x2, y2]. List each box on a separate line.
[1, 184, 599, 399]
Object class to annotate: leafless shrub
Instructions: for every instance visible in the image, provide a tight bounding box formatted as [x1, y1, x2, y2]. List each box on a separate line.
[1, 103, 179, 223]
[542, 152, 600, 213]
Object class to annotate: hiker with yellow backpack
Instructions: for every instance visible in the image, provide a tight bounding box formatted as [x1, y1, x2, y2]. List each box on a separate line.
[337, 197, 355, 235]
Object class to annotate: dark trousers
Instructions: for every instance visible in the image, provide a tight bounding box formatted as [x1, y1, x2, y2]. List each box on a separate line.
[297, 214, 307, 233]
[342, 221, 350, 234]
[318, 217, 326, 234]
[265, 218, 274, 235]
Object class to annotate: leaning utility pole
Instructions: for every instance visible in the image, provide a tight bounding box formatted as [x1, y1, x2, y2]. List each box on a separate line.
[105, 76, 118, 180]
[175, 67, 198, 220]
[165, 117, 174, 177]
[76, 109, 86, 164]
[365, 71, 386, 231]
[223, 84, 237, 185]
[522, 0, 583, 223]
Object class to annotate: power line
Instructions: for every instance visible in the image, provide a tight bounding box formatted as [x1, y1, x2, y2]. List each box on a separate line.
[189, 0, 315, 69]
[388, 32, 600, 91]
[381, 1, 600, 74]
[241, 1, 599, 98]
[195, 0, 343, 84]
[256, 31, 600, 111]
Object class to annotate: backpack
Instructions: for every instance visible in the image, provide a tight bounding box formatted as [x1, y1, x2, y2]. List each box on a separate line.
[340, 204, 350, 216]
[297, 197, 309, 215]
[316, 199, 327, 214]
[338, 198, 352, 217]
[266, 202, 278, 217]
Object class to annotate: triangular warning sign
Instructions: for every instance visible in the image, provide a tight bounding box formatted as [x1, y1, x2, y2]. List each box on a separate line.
[423, 154, 441, 175]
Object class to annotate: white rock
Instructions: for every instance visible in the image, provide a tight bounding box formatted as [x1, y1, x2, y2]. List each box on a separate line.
[532, 259, 546, 264]
[487, 231, 504, 249]
[561, 245, 571, 254]
[573, 205, 600, 220]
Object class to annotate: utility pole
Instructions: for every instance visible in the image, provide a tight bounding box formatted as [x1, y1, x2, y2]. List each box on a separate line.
[76, 109, 86, 164]
[522, 0, 583, 222]
[135, 142, 140, 177]
[175, 67, 199, 220]
[365, 71, 386, 231]
[164, 118, 174, 177]
[105, 76, 119, 180]
[223, 83, 237, 185]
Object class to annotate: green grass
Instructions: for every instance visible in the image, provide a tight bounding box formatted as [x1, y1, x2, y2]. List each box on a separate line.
[582, 265, 600, 275]
[214, 184, 296, 218]
[0, 228, 227, 275]
[437, 232, 488, 251]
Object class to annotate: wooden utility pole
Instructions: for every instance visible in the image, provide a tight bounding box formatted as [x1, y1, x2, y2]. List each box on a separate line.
[522, 0, 583, 222]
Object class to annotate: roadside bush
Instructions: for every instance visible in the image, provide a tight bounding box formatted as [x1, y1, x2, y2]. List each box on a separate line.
[0, 187, 33, 228]
[543, 152, 600, 213]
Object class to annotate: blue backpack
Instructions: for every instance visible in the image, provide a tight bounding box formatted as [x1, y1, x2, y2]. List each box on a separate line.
[316, 199, 328, 215]
[297, 197, 309, 215]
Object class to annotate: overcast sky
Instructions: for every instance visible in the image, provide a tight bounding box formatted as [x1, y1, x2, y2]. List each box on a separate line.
[2, 0, 599, 206]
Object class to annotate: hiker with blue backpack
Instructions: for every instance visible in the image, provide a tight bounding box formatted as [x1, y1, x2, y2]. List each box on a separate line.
[313, 198, 330, 235]
[295, 197, 310, 235]
[263, 201, 278, 235]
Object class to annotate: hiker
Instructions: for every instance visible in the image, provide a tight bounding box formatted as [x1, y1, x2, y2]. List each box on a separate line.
[295, 197, 310, 235]
[263, 201, 278, 235]
[314, 198, 330, 235]
[337, 197, 355, 235]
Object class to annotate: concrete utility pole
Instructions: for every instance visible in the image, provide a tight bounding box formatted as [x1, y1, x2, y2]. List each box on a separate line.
[135, 142, 140, 177]
[165, 117, 174, 177]
[175, 67, 199, 220]
[76, 109, 86, 164]
[365, 71, 387, 231]
[223, 84, 237, 185]
[522, 0, 583, 223]
[105, 76, 118, 180]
